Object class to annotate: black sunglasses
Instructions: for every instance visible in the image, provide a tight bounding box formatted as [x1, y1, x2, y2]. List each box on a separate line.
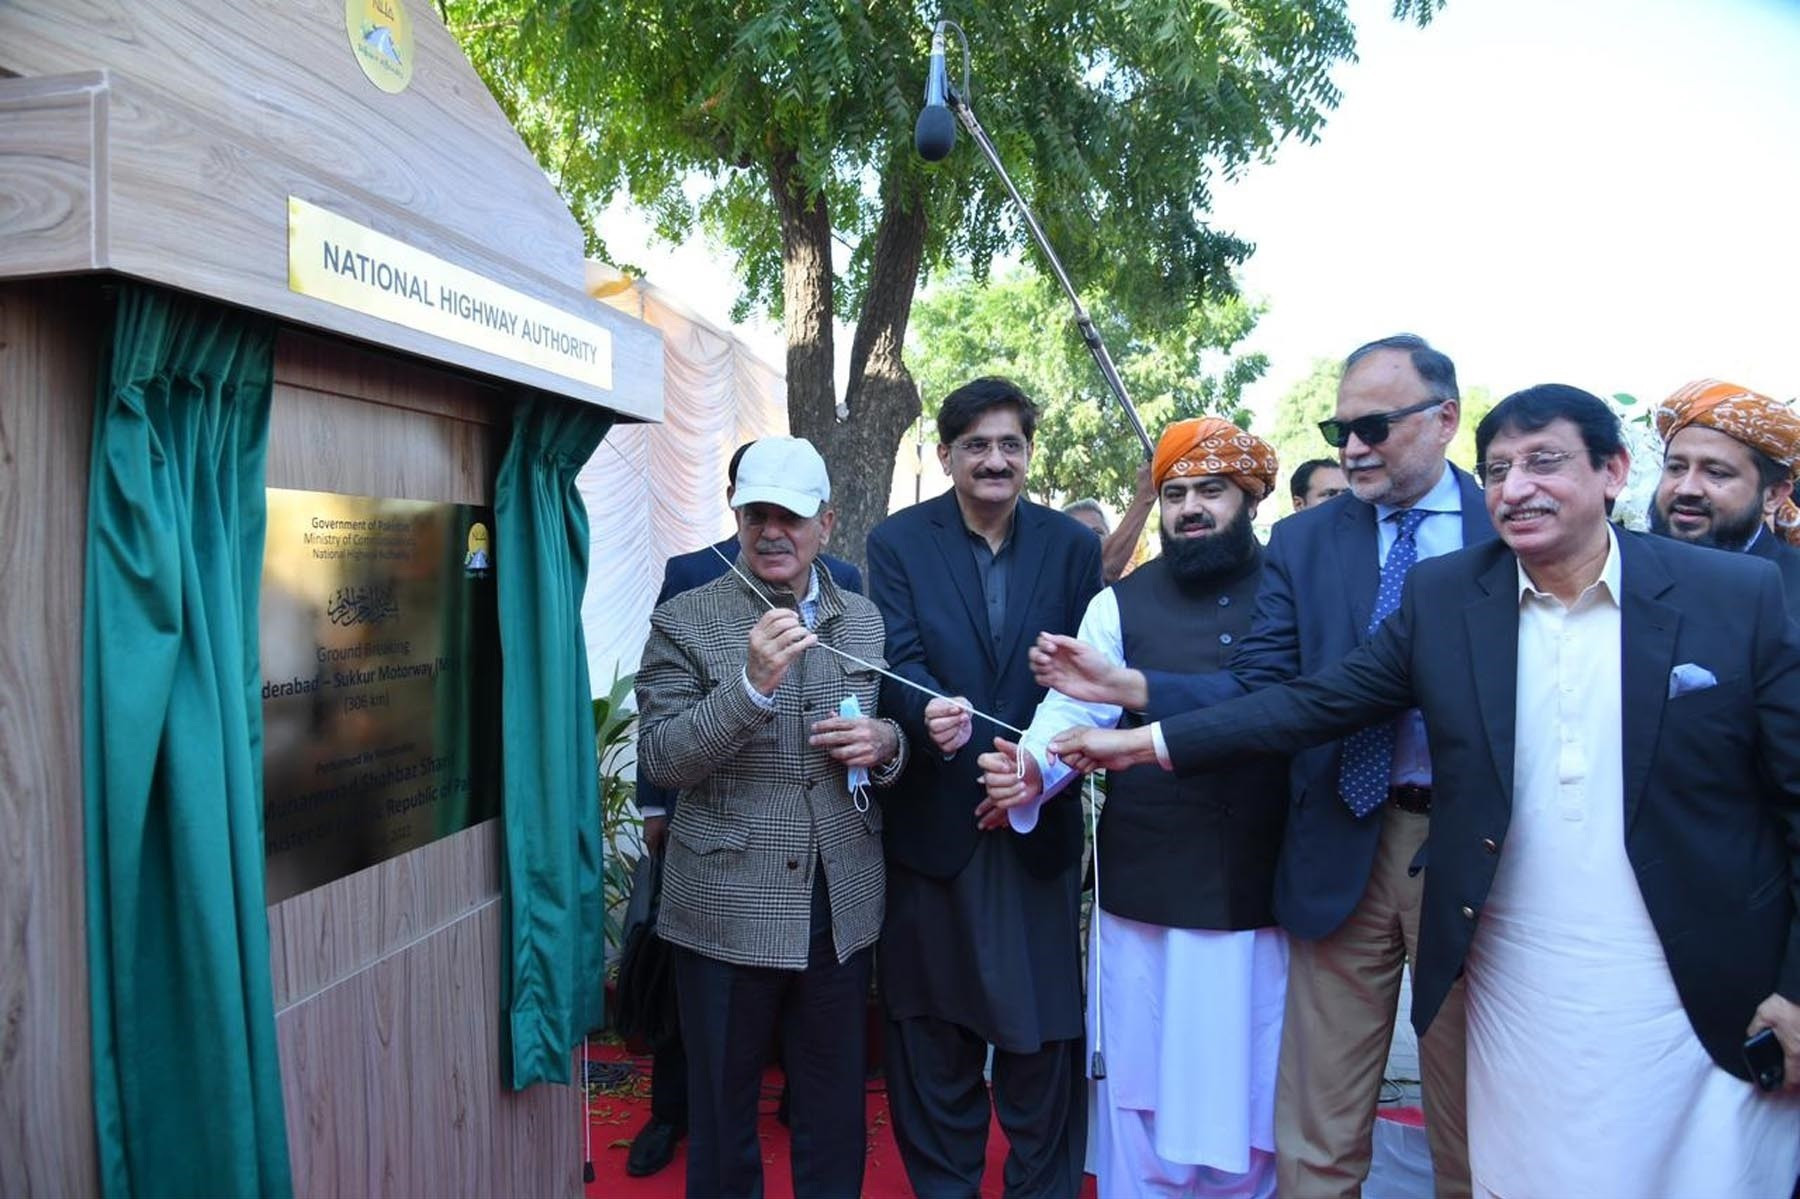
[1317, 398, 1444, 449]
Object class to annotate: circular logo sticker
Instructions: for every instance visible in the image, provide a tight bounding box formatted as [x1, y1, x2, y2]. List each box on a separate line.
[346, 0, 414, 94]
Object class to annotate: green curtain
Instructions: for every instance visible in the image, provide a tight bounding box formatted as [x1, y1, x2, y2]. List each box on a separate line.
[83, 285, 291, 1197]
[495, 391, 613, 1088]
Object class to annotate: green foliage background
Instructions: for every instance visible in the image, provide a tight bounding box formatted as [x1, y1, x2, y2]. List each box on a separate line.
[908, 267, 1266, 507]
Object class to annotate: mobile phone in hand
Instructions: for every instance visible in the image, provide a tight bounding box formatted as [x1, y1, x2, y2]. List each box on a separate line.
[1744, 1029, 1785, 1092]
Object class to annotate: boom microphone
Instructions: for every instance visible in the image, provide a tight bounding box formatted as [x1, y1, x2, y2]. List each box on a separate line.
[914, 26, 956, 161]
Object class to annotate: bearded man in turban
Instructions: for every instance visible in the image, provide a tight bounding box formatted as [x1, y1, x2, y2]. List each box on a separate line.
[1652, 379, 1800, 620]
[976, 417, 1291, 1198]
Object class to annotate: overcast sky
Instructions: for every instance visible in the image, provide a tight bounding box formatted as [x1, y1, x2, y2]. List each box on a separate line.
[595, 0, 1800, 424]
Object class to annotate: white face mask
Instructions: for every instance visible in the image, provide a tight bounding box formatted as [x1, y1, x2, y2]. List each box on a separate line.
[839, 694, 871, 812]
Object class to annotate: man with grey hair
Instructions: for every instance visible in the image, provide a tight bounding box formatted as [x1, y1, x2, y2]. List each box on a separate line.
[1063, 497, 1111, 538]
[1031, 335, 1487, 1197]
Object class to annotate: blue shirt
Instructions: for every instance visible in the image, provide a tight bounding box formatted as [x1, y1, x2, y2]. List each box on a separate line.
[1374, 465, 1465, 786]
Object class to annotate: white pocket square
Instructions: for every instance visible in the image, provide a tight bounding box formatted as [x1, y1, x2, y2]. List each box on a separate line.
[1668, 662, 1717, 699]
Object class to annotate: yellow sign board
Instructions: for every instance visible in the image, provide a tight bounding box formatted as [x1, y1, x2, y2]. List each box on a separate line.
[287, 197, 614, 391]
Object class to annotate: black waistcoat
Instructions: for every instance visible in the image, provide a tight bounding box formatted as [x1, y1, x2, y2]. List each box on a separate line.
[1100, 547, 1288, 929]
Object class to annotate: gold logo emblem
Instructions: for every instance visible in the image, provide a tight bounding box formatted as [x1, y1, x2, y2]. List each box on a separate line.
[346, 0, 414, 94]
[464, 522, 492, 575]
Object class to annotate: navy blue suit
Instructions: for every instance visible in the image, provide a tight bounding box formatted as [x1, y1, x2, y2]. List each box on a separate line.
[1142, 465, 1490, 1198]
[1145, 466, 1496, 939]
[1747, 529, 1800, 624]
[868, 493, 1101, 880]
[866, 490, 1102, 1198]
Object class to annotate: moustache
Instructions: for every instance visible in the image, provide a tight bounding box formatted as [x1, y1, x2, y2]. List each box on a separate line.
[1175, 514, 1217, 533]
[1342, 455, 1383, 472]
[755, 539, 797, 556]
[1670, 499, 1712, 516]
[973, 468, 1015, 480]
[1495, 499, 1562, 521]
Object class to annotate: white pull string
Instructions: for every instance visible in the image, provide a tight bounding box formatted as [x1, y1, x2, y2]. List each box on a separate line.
[1086, 770, 1106, 1079]
[604, 436, 1028, 741]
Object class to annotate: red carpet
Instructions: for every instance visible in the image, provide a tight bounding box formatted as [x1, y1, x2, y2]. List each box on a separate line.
[583, 1041, 1098, 1199]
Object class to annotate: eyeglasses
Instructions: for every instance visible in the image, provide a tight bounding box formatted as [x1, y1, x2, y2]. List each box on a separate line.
[952, 436, 1029, 458]
[1317, 399, 1444, 449]
[1475, 450, 1578, 486]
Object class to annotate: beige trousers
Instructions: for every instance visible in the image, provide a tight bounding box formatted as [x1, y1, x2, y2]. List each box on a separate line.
[1273, 808, 1471, 1199]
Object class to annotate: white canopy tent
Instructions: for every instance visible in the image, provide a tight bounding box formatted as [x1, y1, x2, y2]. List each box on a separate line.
[579, 266, 788, 695]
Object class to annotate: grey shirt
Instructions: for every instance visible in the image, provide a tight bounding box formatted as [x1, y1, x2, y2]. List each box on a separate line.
[965, 516, 1017, 650]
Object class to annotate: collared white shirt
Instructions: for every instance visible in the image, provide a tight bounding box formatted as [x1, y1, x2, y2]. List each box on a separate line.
[1512, 525, 1623, 829]
[1375, 463, 1464, 786]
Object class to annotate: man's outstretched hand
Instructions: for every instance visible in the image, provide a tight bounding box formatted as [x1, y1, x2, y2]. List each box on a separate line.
[1048, 725, 1161, 774]
[1029, 633, 1149, 709]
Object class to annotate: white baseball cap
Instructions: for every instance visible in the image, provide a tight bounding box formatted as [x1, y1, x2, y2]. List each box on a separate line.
[730, 436, 831, 518]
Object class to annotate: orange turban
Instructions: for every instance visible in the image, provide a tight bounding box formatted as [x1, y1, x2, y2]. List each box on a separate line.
[1151, 418, 1279, 499]
[1656, 380, 1800, 544]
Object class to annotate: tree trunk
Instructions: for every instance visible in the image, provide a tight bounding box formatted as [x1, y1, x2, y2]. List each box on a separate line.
[768, 151, 838, 457]
[774, 170, 929, 572]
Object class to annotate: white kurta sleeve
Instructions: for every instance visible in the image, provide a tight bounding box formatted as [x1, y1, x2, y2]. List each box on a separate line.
[1009, 586, 1126, 834]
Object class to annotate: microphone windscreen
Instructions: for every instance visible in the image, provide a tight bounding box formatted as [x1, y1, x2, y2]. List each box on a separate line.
[915, 105, 956, 161]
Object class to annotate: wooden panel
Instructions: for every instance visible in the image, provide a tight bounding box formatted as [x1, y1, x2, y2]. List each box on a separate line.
[276, 900, 582, 1198]
[0, 72, 104, 276]
[266, 327, 500, 506]
[0, 0, 668, 421]
[265, 330, 580, 1196]
[100, 72, 660, 421]
[267, 820, 500, 1011]
[0, 281, 101, 1194]
[0, 0, 579, 283]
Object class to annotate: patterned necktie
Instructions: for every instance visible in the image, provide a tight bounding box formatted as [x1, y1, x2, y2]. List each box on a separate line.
[1337, 508, 1430, 818]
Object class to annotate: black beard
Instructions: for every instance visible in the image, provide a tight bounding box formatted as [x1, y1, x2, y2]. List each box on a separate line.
[1159, 502, 1256, 584]
[1648, 494, 1765, 550]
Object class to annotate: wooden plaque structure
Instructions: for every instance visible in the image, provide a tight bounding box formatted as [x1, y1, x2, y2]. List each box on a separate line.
[0, 3, 663, 1194]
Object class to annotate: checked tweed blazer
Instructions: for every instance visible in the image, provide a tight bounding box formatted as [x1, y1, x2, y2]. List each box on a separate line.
[636, 566, 906, 970]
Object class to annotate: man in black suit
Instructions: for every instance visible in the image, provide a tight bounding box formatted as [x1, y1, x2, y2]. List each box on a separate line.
[626, 439, 862, 1178]
[867, 377, 1103, 1197]
[1033, 335, 1483, 1198]
[1650, 377, 1800, 620]
[1047, 384, 1800, 1196]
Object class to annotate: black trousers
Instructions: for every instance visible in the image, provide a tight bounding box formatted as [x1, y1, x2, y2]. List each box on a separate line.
[648, 1022, 688, 1125]
[884, 1015, 1086, 1199]
[674, 876, 871, 1199]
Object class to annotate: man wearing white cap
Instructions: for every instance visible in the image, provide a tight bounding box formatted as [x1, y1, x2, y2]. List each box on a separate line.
[637, 436, 910, 1199]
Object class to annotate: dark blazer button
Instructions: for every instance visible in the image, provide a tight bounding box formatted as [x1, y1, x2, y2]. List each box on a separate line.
[1218, 595, 1231, 607]
[1481, 837, 1499, 854]
[1219, 633, 1233, 645]
[786, 858, 799, 870]
[1460, 904, 1476, 920]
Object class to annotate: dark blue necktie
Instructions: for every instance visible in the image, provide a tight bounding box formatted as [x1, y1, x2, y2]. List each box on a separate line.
[1337, 508, 1430, 818]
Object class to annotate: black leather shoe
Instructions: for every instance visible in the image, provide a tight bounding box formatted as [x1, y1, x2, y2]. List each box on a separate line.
[626, 1118, 684, 1177]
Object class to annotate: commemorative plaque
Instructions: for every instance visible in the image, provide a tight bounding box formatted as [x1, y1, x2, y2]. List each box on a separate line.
[260, 488, 500, 903]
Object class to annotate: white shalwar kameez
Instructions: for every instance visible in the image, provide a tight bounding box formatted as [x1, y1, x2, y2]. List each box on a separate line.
[1015, 587, 1286, 1199]
[1468, 531, 1800, 1199]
